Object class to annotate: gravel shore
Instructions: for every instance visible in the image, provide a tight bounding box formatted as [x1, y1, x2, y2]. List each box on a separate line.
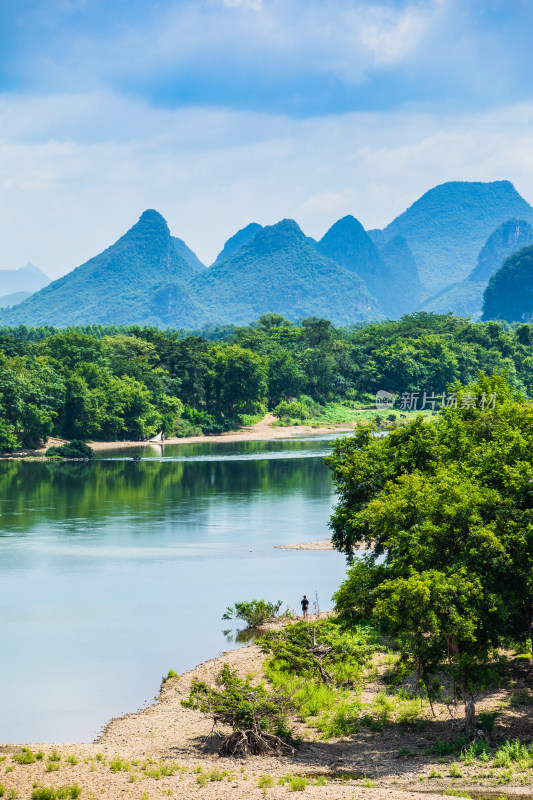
[3, 625, 533, 800]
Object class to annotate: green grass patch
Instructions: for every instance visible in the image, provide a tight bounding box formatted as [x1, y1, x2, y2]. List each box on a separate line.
[31, 786, 81, 800]
[277, 775, 309, 791]
[109, 758, 130, 773]
[12, 748, 36, 764]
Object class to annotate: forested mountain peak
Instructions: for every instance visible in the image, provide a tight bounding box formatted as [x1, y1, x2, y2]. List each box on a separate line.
[192, 217, 383, 325]
[0, 210, 201, 327]
[316, 215, 378, 271]
[469, 219, 533, 283]
[317, 216, 422, 317]
[482, 244, 533, 322]
[247, 218, 306, 253]
[214, 222, 263, 263]
[383, 180, 533, 298]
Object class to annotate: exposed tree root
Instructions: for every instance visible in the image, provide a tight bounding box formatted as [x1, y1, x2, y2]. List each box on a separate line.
[218, 727, 295, 758]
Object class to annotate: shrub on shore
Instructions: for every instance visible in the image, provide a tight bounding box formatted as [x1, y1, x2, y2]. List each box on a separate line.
[182, 663, 294, 757]
[45, 440, 94, 459]
[222, 599, 283, 628]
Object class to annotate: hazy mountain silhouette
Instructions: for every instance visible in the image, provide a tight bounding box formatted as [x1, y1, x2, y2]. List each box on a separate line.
[0, 291, 32, 309]
[424, 218, 533, 319]
[382, 181, 533, 298]
[0, 263, 49, 296]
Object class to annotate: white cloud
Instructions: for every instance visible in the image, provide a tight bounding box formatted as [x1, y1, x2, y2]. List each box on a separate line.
[358, 0, 447, 67]
[1, 92, 533, 276]
[14, 0, 451, 97]
[222, 0, 263, 10]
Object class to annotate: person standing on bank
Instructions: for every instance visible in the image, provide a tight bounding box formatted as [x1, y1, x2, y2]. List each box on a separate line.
[301, 595, 309, 619]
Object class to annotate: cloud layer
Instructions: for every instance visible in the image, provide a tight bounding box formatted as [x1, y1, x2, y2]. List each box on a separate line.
[2, 92, 533, 276]
[1, 1, 533, 114]
[1, 1, 533, 277]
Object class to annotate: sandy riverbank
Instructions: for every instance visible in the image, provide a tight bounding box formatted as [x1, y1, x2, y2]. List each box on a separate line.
[84, 414, 354, 452]
[3, 610, 533, 800]
[1, 414, 356, 459]
[0, 617, 454, 800]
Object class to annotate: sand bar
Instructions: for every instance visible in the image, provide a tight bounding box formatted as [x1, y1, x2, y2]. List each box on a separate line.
[275, 540, 334, 550]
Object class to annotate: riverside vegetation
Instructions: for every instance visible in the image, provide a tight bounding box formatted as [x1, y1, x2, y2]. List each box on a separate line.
[178, 373, 533, 777]
[5, 315, 533, 796]
[2, 311, 533, 451]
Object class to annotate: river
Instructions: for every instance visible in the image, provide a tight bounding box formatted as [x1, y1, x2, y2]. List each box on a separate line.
[0, 435, 349, 743]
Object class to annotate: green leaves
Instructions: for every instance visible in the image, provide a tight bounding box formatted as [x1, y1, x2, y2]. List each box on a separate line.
[222, 600, 283, 628]
[330, 373, 533, 724]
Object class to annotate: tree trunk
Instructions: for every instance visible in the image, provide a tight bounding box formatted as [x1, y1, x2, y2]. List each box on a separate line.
[461, 689, 476, 730]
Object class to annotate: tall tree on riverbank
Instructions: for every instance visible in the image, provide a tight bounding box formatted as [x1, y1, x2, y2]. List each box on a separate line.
[329, 374, 533, 728]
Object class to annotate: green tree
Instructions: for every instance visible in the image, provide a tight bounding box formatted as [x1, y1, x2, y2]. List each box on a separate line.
[329, 373, 533, 727]
[207, 344, 267, 420]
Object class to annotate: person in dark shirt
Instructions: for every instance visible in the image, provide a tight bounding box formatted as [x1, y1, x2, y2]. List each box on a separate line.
[301, 595, 309, 619]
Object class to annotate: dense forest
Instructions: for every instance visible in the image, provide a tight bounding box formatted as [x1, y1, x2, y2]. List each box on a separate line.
[1, 311, 533, 452]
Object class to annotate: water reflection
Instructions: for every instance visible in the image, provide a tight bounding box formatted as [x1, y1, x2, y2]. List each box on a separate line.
[0, 435, 348, 742]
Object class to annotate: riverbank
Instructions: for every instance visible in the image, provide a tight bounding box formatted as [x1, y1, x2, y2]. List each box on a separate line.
[3, 616, 533, 800]
[1, 414, 355, 459]
[84, 414, 354, 452]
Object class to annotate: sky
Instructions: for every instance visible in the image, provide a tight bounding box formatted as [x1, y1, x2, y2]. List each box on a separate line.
[1, 0, 533, 276]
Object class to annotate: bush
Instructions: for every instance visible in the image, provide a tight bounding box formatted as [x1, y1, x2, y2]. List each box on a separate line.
[182, 664, 294, 757]
[260, 620, 377, 685]
[223, 599, 283, 628]
[274, 400, 309, 422]
[478, 711, 499, 732]
[46, 440, 93, 459]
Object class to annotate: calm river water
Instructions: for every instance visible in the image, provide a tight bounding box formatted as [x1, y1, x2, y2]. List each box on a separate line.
[0, 435, 350, 743]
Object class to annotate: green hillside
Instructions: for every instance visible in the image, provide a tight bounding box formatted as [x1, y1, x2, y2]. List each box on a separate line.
[316, 216, 422, 317]
[422, 218, 533, 319]
[383, 180, 533, 297]
[482, 244, 533, 322]
[193, 218, 383, 325]
[0, 210, 204, 328]
[214, 222, 263, 263]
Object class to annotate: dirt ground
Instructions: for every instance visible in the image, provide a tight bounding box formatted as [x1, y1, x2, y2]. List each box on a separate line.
[3, 616, 533, 800]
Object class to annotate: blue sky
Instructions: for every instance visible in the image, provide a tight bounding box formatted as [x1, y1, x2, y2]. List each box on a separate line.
[1, 0, 533, 275]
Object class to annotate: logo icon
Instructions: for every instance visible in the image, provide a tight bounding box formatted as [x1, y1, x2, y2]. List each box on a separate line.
[376, 390, 396, 411]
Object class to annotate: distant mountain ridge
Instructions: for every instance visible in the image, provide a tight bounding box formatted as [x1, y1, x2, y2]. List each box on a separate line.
[0, 291, 32, 309]
[316, 216, 422, 317]
[0, 263, 50, 296]
[423, 218, 533, 319]
[214, 223, 263, 264]
[0, 210, 205, 327]
[2, 180, 533, 328]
